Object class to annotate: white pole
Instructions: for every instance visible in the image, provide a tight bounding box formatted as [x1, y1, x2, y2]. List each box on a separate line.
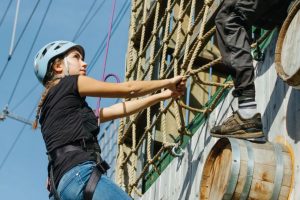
[8, 0, 20, 60]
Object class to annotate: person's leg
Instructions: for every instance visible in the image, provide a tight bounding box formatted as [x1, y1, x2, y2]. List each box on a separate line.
[54, 160, 131, 200]
[215, 0, 256, 98]
[212, 0, 271, 138]
[216, 0, 259, 121]
[92, 175, 132, 200]
[55, 161, 94, 200]
[216, 0, 277, 93]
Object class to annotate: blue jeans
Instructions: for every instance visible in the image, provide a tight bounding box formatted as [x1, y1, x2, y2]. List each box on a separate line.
[49, 161, 131, 200]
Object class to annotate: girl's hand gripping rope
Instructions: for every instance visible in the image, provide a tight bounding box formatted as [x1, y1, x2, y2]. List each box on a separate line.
[167, 76, 187, 94]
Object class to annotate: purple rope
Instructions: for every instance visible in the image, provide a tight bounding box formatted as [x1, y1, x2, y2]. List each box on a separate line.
[104, 73, 120, 83]
[101, 0, 116, 81]
[96, 0, 117, 117]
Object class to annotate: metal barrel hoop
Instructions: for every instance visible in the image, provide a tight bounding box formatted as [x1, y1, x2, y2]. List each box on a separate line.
[271, 144, 284, 200]
[240, 140, 255, 200]
[223, 138, 241, 200]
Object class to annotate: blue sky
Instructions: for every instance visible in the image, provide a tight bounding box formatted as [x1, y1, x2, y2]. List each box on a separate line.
[0, 0, 130, 199]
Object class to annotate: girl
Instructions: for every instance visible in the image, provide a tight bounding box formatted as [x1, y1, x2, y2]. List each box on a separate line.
[33, 40, 186, 200]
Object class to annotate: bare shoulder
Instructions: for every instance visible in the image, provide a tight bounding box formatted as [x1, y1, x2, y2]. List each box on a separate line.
[77, 75, 101, 96]
[78, 75, 93, 83]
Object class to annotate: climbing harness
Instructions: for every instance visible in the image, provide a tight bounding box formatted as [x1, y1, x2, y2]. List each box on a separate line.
[48, 137, 110, 200]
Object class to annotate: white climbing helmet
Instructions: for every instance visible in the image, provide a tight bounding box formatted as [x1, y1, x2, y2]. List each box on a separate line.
[33, 40, 85, 85]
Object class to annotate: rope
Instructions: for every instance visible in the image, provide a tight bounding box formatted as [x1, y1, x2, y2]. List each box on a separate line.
[125, 0, 180, 79]
[186, 1, 211, 72]
[95, 0, 116, 118]
[136, 0, 151, 80]
[160, 0, 172, 148]
[128, 117, 137, 194]
[116, 117, 125, 187]
[117, 0, 137, 189]
[126, 0, 138, 81]
[143, 2, 162, 194]
[115, 0, 262, 196]
[183, 0, 196, 68]
[87, 0, 130, 74]
[173, 0, 187, 139]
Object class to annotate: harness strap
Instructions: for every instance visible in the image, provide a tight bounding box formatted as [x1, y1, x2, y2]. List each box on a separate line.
[48, 138, 109, 200]
[84, 154, 110, 200]
[49, 163, 61, 200]
[84, 166, 102, 200]
[50, 144, 82, 160]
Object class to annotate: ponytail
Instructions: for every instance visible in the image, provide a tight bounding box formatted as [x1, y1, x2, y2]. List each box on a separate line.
[32, 58, 62, 130]
[32, 80, 58, 129]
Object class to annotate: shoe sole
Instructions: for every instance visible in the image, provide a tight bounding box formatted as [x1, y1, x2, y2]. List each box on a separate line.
[210, 130, 264, 139]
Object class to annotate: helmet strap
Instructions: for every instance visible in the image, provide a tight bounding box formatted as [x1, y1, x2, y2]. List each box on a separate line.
[63, 57, 70, 76]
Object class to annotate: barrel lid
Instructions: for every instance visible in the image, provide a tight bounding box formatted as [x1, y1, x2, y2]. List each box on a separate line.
[200, 138, 233, 200]
[275, 1, 300, 88]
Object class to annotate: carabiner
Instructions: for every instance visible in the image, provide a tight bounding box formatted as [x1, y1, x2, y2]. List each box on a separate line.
[171, 145, 184, 157]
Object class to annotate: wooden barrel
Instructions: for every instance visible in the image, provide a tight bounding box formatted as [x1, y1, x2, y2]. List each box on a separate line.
[275, 1, 300, 89]
[199, 138, 292, 200]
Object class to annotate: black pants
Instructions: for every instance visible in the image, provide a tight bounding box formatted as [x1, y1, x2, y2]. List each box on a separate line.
[215, 0, 290, 98]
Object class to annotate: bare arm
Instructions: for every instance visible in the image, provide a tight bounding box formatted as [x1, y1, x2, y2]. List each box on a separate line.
[77, 75, 184, 98]
[99, 90, 181, 123]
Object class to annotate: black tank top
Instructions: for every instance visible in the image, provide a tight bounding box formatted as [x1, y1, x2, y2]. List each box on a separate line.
[39, 75, 100, 186]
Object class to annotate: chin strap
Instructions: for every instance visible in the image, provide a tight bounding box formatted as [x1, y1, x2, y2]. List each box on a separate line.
[63, 57, 70, 76]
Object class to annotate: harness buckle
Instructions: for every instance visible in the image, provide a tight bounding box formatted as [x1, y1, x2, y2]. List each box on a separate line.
[96, 160, 110, 174]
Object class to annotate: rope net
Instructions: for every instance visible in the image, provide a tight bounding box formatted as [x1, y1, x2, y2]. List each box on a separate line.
[116, 0, 237, 196]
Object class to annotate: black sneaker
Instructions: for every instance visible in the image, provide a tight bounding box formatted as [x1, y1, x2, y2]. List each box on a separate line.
[210, 112, 264, 139]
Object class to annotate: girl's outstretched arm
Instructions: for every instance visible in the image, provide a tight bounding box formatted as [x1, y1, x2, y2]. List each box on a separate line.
[99, 89, 183, 123]
[77, 75, 185, 98]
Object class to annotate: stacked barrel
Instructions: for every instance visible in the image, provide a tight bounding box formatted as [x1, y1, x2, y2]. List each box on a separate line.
[199, 138, 293, 200]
